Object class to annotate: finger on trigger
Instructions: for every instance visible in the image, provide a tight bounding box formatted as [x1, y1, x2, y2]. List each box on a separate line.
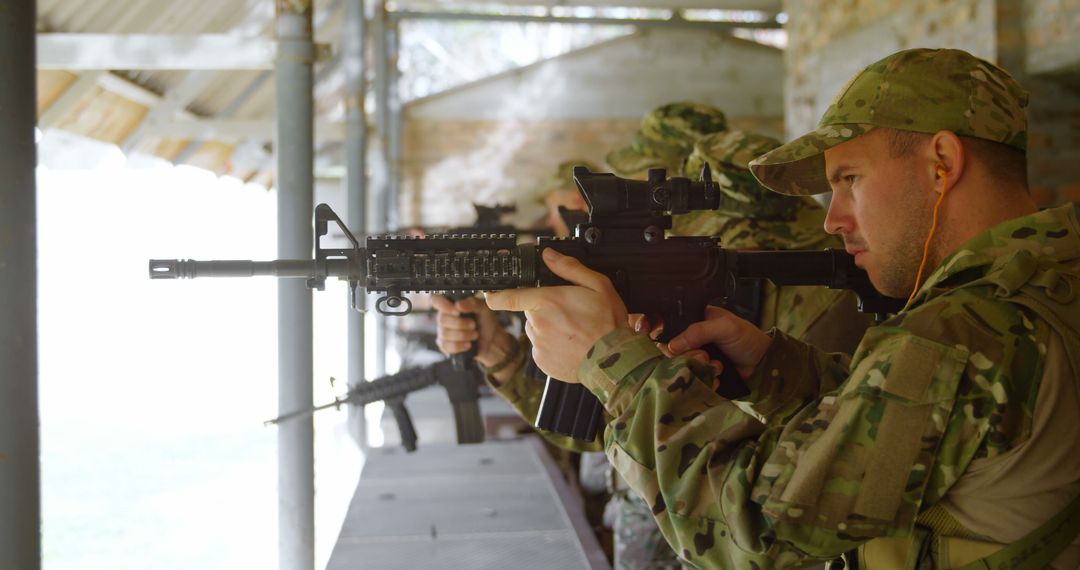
[430, 294, 457, 315]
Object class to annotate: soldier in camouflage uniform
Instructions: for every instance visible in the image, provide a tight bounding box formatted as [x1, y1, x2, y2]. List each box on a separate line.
[605, 124, 876, 570]
[487, 48, 1080, 569]
[601, 103, 732, 570]
[442, 105, 873, 568]
[439, 104, 733, 569]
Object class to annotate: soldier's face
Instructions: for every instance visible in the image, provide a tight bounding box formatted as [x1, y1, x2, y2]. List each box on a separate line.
[823, 129, 935, 297]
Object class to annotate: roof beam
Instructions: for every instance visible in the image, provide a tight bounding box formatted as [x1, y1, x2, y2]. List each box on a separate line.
[389, 11, 782, 29]
[37, 34, 278, 70]
[96, 72, 166, 107]
[395, 0, 780, 8]
[168, 0, 344, 164]
[38, 70, 105, 128]
[119, 71, 218, 151]
[137, 118, 344, 143]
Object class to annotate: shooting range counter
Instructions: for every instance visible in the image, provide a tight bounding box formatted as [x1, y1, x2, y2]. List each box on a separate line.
[327, 386, 609, 569]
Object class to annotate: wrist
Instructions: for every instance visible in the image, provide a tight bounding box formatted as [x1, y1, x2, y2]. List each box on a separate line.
[478, 334, 523, 376]
[477, 331, 516, 368]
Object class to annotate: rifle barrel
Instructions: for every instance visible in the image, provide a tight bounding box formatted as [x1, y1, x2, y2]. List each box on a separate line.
[149, 258, 354, 279]
[263, 361, 448, 425]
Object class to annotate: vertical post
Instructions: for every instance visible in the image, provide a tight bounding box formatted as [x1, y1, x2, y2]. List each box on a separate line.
[387, 18, 403, 232]
[0, 1, 40, 569]
[372, 0, 390, 376]
[344, 0, 368, 447]
[275, 2, 315, 569]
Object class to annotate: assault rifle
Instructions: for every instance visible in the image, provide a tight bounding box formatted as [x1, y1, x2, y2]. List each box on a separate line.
[150, 165, 904, 442]
[370, 202, 551, 373]
[265, 359, 483, 452]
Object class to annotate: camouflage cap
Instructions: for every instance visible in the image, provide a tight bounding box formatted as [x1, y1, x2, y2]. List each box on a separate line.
[749, 48, 1030, 196]
[640, 102, 728, 152]
[540, 158, 601, 198]
[676, 130, 835, 249]
[607, 102, 728, 177]
[672, 204, 839, 250]
[605, 132, 685, 177]
[684, 130, 808, 220]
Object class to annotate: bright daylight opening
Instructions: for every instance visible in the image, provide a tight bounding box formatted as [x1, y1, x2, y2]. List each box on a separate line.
[37, 130, 365, 569]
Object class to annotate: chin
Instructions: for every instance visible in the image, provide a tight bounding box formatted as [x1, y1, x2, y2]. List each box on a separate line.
[870, 272, 912, 298]
[865, 265, 895, 296]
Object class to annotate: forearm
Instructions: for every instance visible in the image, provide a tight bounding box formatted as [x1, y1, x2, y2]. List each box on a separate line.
[739, 328, 852, 426]
[578, 329, 854, 566]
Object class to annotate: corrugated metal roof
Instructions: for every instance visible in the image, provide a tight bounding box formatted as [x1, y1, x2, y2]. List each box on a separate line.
[34, 0, 783, 185]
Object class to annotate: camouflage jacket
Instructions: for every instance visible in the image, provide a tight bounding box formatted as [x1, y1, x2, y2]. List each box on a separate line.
[577, 204, 1080, 568]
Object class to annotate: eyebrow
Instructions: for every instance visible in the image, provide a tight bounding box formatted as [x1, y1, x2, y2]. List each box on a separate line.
[827, 164, 854, 185]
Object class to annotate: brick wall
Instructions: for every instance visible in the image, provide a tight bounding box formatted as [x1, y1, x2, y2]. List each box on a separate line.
[1022, 0, 1080, 74]
[1010, 0, 1080, 203]
[783, 0, 1080, 206]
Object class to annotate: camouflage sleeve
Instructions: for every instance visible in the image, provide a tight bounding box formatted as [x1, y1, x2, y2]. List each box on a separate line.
[739, 330, 851, 427]
[485, 334, 603, 453]
[578, 325, 977, 567]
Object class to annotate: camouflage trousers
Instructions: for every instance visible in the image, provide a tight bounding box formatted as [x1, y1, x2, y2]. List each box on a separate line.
[609, 491, 689, 570]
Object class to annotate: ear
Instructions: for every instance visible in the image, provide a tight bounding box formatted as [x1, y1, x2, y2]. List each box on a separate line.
[928, 131, 965, 194]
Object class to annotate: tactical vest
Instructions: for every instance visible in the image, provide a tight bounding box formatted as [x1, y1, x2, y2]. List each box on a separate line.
[857, 248, 1080, 570]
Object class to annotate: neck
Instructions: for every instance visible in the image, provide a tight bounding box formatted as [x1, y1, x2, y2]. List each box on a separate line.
[931, 177, 1038, 267]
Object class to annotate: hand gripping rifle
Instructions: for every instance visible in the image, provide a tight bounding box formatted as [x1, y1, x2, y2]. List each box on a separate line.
[150, 166, 904, 443]
[264, 359, 483, 452]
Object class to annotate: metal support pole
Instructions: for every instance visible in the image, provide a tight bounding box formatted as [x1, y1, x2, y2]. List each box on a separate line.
[344, 0, 368, 448]
[0, 1, 41, 569]
[275, 2, 315, 569]
[388, 10, 782, 30]
[387, 18, 402, 232]
[372, 0, 390, 377]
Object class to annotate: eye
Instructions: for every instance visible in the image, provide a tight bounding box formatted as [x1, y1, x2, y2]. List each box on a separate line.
[844, 174, 858, 186]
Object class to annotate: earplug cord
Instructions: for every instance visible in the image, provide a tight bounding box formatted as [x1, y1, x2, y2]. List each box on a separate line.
[907, 167, 950, 306]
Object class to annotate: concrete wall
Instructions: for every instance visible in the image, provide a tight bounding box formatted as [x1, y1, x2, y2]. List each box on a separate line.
[400, 28, 785, 227]
[783, 0, 1080, 206]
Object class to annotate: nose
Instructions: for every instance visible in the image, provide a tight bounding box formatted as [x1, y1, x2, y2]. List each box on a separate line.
[823, 192, 852, 236]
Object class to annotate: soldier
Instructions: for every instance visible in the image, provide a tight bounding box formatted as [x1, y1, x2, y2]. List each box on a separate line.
[486, 48, 1080, 569]
[605, 127, 876, 570]
[439, 108, 873, 569]
[439, 104, 732, 570]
